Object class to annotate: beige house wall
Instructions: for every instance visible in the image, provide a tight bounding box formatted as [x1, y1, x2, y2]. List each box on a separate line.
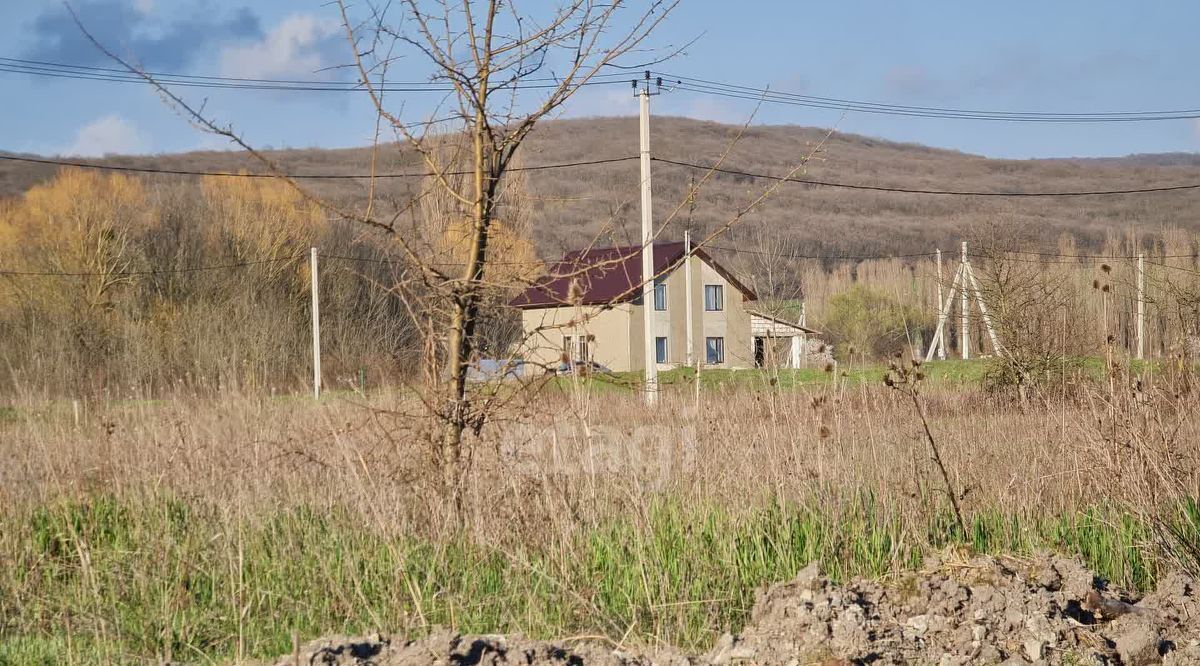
[519, 305, 634, 371]
[696, 259, 753, 368]
[519, 254, 755, 372]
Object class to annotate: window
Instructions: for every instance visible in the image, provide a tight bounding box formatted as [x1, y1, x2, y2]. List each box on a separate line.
[653, 278, 667, 311]
[704, 284, 724, 311]
[655, 336, 669, 364]
[577, 335, 593, 362]
[706, 337, 725, 364]
[562, 335, 594, 362]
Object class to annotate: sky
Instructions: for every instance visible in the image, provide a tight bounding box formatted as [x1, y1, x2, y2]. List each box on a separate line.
[1, 1, 1199, 160]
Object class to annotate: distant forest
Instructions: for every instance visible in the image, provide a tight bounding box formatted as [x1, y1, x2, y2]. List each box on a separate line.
[2, 117, 1199, 395]
[4, 116, 1199, 263]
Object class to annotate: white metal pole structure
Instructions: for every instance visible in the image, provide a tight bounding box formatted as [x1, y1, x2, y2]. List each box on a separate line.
[924, 263, 964, 363]
[684, 229, 695, 367]
[1137, 252, 1146, 360]
[960, 241, 970, 360]
[310, 246, 322, 399]
[935, 248, 946, 360]
[963, 261, 1003, 356]
[638, 76, 659, 404]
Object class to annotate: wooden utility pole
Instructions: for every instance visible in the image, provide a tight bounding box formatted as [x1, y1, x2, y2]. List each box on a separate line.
[960, 241, 970, 360]
[1137, 252, 1145, 360]
[310, 247, 322, 399]
[638, 76, 658, 404]
[935, 248, 946, 360]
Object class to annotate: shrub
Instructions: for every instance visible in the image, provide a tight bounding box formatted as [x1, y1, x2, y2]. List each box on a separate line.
[820, 285, 932, 359]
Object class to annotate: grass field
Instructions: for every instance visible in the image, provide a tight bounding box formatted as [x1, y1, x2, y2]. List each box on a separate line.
[1, 361, 1197, 664]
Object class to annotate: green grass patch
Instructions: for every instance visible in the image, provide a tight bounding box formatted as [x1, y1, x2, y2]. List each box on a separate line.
[1, 495, 1194, 664]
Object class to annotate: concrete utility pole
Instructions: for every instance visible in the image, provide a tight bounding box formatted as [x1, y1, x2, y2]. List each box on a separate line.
[684, 229, 695, 367]
[960, 241, 970, 360]
[1137, 252, 1146, 360]
[924, 263, 963, 363]
[935, 248, 946, 360]
[964, 260, 1003, 356]
[638, 74, 659, 404]
[925, 246, 1004, 362]
[310, 247, 322, 399]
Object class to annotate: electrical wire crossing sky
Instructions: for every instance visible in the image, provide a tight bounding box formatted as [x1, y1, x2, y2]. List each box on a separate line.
[0, 1, 1199, 158]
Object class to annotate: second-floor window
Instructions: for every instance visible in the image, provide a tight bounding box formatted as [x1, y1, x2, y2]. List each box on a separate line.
[704, 284, 724, 311]
[653, 278, 667, 311]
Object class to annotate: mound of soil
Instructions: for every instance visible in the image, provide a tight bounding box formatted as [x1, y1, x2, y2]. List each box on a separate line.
[270, 554, 1200, 665]
[711, 553, 1200, 665]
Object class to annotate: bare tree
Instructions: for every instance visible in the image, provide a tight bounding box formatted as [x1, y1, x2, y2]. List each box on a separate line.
[335, 1, 678, 495]
[969, 226, 1089, 399]
[72, 1, 836, 510]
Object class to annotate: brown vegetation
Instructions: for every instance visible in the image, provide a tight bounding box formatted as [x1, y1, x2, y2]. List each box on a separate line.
[0, 169, 413, 397]
[5, 117, 1199, 261]
[2, 361, 1199, 662]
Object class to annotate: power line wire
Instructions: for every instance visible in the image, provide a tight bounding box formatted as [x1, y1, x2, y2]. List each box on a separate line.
[660, 73, 1200, 123]
[990, 249, 1197, 260]
[321, 252, 544, 267]
[0, 154, 638, 179]
[0, 57, 634, 93]
[1, 56, 637, 86]
[0, 257, 295, 277]
[703, 243, 936, 261]
[653, 157, 1200, 197]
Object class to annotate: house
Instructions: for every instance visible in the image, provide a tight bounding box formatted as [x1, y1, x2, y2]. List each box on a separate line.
[510, 240, 765, 372]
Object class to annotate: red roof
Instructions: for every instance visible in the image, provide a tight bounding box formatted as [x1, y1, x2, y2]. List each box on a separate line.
[510, 241, 756, 309]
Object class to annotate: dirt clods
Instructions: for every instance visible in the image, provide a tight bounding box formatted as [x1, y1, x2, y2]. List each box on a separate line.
[271, 554, 1200, 665]
[710, 553, 1200, 665]
[272, 628, 684, 666]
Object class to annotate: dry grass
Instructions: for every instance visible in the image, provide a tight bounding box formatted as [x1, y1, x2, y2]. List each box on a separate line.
[3, 365, 1199, 662]
[0, 376, 1152, 533]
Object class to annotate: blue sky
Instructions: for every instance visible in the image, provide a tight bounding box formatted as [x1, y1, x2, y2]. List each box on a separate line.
[2, 1, 1199, 159]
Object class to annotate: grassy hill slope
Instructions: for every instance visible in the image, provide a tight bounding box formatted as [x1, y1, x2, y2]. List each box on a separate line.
[3, 116, 1198, 257]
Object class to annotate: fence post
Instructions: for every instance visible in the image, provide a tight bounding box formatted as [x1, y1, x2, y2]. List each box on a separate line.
[310, 247, 321, 399]
[936, 248, 946, 360]
[961, 242, 970, 360]
[1137, 252, 1145, 360]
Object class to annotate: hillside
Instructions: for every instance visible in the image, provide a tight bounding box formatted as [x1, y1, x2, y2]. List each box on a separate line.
[3, 116, 1199, 258]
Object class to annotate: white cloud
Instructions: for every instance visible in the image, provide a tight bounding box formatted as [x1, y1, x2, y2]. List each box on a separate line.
[133, 0, 155, 14]
[61, 115, 150, 157]
[219, 14, 339, 79]
[561, 87, 639, 118]
[684, 97, 743, 125]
